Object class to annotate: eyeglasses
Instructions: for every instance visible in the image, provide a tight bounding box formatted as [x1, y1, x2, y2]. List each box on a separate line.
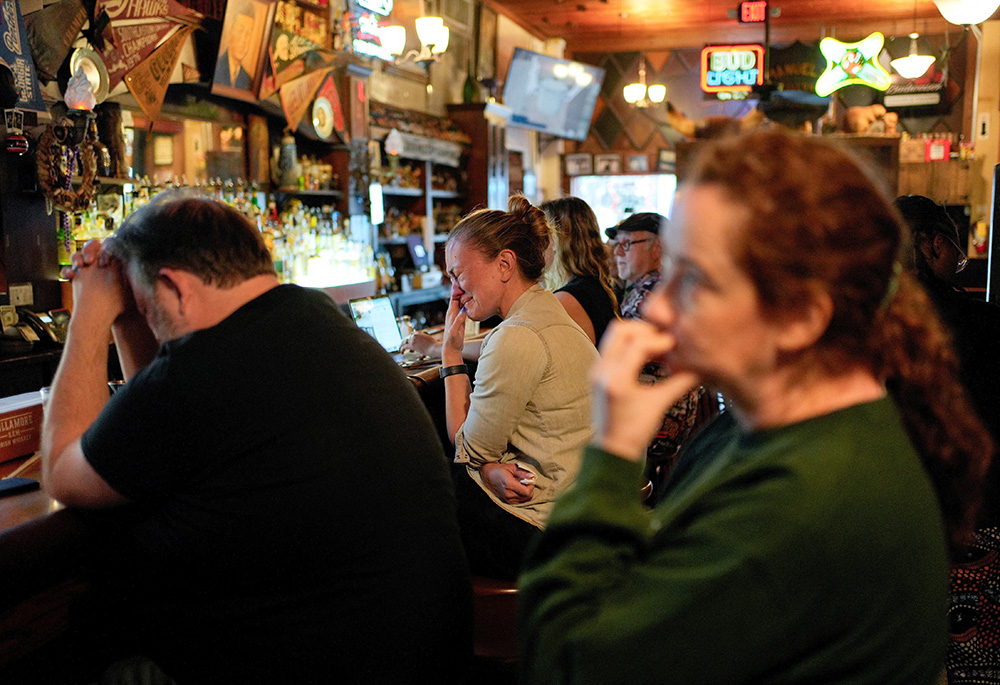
[610, 237, 653, 253]
[941, 234, 969, 273]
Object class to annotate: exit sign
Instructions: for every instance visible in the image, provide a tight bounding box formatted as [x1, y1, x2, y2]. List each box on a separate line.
[739, 0, 767, 22]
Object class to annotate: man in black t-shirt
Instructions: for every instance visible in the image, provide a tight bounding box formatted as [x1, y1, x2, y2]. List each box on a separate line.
[42, 195, 472, 684]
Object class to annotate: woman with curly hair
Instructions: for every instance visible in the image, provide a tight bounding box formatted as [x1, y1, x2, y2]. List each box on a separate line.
[541, 196, 618, 345]
[519, 129, 993, 683]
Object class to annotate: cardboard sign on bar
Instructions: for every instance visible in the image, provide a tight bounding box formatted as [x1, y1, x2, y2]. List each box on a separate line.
[0, 391, 43, 464]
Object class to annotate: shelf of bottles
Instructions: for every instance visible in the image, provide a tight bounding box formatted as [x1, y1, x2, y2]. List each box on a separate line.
[57, 176, 371, 290]
[375, 157, 464, 244]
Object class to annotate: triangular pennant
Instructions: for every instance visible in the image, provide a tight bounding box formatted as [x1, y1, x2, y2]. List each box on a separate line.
[0, 0, 46, 111]
[95, 0, 201, 23]
[123, 26, 192, 121]
[103, 21, 178, 89]
[279, 67, 329, 133]
[316, 71, 344, 136]
[22, 0, 88, 80]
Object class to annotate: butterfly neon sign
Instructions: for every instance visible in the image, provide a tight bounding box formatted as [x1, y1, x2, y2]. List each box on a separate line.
[816, 32, 892, 96]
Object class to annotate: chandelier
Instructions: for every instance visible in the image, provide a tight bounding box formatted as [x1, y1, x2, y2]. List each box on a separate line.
[623, 58, 666, 108]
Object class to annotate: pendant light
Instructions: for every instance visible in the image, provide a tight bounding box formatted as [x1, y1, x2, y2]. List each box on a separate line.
[623, 58, 666, 108]
[932, 0, 1000, 25]
[891, 1, 935, 80]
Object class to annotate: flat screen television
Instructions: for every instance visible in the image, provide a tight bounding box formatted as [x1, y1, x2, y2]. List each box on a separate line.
[502, 48, 605, 141]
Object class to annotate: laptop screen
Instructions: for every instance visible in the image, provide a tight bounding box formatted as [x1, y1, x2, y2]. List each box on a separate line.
[349, 296, 403, 353]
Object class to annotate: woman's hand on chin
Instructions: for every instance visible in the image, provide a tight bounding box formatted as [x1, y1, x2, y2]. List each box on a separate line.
[442, 297, 468, 365]
[591, 319, 701, 461]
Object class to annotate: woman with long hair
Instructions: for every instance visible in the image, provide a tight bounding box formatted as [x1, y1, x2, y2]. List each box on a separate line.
[519, 130, 993, 683]
[541, 197, 618, 345]
[442, 195, 598, 580]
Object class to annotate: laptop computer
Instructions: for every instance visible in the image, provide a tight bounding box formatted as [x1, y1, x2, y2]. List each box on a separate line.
[348, 295, 425, 363]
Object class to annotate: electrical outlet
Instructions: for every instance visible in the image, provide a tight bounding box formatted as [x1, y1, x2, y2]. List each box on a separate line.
[9, 283, 32, 307]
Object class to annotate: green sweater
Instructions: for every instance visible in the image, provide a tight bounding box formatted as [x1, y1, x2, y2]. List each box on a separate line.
[519, 398, 948, 684]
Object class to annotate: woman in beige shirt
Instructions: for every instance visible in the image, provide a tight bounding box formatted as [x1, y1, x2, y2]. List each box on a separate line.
[441, 195, 599, 580]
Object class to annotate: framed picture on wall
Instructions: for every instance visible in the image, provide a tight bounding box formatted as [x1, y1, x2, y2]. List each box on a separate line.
[595, 153, 621, 174]
[565, 153, 593, 176]
[476, 4, 498, 83]
[627, 154, 649, 172]
[657, 148, 677, 173]
[211, 0, 276, 102]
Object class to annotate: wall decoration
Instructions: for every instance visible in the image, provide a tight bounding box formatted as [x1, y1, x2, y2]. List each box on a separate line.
[565, 153, 592, 176]
[816, 32, 891, 97]
[124, 26, 194, 121]
[476, 3, 498, 82]
[657, 149, 676, 173]
[152, 134, 174, 165]
[627, 154, 649, 172]
[700, 44, 764, 95]
[211, 0, 276, 101]
[0, 0, 46, 112]
[595, 153, 621, 174]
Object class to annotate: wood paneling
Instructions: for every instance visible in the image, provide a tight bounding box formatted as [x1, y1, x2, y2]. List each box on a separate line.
[489, 0, 994, 54]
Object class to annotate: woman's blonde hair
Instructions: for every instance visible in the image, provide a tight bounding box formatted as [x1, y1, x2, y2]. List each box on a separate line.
[540, 196, 618, 311]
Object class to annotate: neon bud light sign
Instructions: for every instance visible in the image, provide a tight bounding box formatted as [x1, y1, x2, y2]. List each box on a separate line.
[701, 45, 764, 93]
[816, 32, 892, 96]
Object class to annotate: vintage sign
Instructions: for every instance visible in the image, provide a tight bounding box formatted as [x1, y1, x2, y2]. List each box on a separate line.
[123, 25, 193, 121]
[315, 70, 345, 138]
[768, 41, 824, 93]
[0, 0, 45, 111]
[701, 44, 764, 93]
[816, 32, 891, 97]
[103, 21, 177, 89]
[384, 129, 461, 167]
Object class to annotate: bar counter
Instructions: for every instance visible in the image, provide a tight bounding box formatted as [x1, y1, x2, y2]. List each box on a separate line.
[0, 358, 456, 676]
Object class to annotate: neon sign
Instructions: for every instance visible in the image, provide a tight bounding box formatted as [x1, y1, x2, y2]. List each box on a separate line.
[739, 1, 767, 23]
[816, 32, 891, 96]
[701, 45, 764, 93]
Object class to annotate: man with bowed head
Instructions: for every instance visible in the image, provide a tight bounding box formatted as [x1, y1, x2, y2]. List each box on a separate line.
[41, 194, 471, 684]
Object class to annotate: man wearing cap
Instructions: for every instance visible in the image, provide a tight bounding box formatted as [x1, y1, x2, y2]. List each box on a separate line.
[606, 212, 664, 320]
[606, 212, 702, 489]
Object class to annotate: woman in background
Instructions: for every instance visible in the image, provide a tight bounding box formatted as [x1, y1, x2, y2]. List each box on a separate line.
[442, 195, 598, 580]
[519, 130, 992, 683]
[541, 197, 618, 345]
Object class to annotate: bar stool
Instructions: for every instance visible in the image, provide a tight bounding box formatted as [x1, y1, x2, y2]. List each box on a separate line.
[471, 575, 519, 664]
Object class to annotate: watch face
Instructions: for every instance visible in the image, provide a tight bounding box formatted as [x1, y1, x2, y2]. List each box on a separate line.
[312, 97, 334, 139]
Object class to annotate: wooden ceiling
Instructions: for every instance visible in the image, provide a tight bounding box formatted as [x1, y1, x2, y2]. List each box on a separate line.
[485, 0, 997, 54]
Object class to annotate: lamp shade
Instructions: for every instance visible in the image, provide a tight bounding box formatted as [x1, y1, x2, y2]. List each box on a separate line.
[892, 53, 935, 78]
[430, 26, 450, 54]
[646, 84, 667, 103]
[415, 16, 444, 48]
[623, 82, 646, 104]
[932, 0, 1000, 24]
[380, 25, 407, 56]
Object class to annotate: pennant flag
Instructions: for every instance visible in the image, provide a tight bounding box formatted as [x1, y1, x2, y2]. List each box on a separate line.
[279, 67, 329, 133]
[23, 0, 87, 80]
[316, 71, 344, 136]
[124, 25, 192, 121]
[104, 21, 178, 90]
[0, 0, 46, 111]
[95, 0, 202, 24]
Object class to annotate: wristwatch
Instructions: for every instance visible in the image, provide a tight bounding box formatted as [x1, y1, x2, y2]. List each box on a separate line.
[439, 364, 469, 379]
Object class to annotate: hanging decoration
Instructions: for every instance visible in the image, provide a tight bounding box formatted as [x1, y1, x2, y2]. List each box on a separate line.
[36, 116, 98, 214]
[279, 67, 330, 132]
[123, 26, 194, 121]
[816, 32, 892, 97]
[0, 0, 46, 112]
